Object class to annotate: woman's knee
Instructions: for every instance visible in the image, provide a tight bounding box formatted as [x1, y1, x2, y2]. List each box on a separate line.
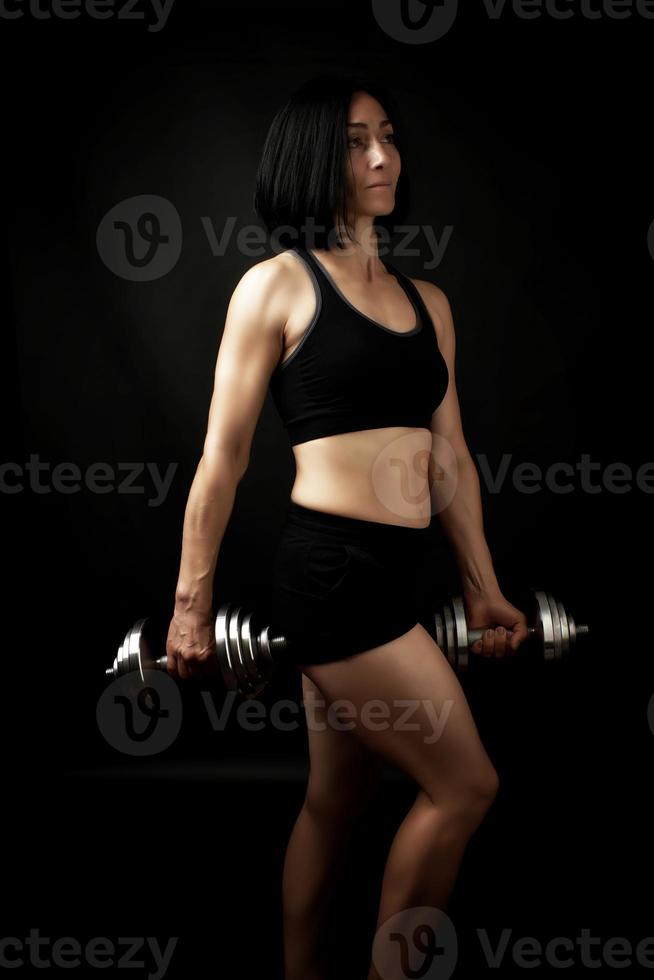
[439, 765, 500, 825]
[472, 765, 500, 813]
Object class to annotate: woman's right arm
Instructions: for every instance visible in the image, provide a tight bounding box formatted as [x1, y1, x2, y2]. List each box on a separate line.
[167, 257, 290, 680]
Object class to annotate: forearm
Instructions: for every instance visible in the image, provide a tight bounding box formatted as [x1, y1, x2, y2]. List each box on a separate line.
[432, 453, 502, 599]
[174, 453, 244, 615]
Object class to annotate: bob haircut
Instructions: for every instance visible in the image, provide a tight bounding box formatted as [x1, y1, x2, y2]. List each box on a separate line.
[253, 71, 411, 252]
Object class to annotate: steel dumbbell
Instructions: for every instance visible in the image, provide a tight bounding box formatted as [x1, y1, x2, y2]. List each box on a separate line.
[105, 602, 285, 699]
[433, 588, 589, 674]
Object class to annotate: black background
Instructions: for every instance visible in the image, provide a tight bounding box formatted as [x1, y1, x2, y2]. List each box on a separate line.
[2, 1, 653, 976]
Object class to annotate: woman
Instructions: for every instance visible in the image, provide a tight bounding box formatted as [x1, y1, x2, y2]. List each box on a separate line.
[166, 72, 529, 980]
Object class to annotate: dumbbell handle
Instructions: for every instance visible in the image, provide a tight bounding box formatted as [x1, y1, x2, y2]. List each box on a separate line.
[104, 654, 167, 678]
[467, 623, 588, 648]
[467, 625, 536, 646]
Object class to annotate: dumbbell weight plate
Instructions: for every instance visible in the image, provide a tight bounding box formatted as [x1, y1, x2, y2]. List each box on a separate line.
[131, 619, 148, 680]
[555, 596, 570, 657]
[136, 617, 168, 679]
[117, 619, 146, 678]
[433, 609, 444, 658]
[215, 603, 258, 696]
[114, 622, 132, 676]
[227, 605, 248, 693]
[245, 608, 272, 691]
[442, 601, 459, 673]
[239, 608, 261, 689]
[108, 617, 166, 681]
[533, 589, 556, 663]
[215, 603, 238, 692]
[452, 595, 469, 673]
[544, 589, 563, 662]
[214, 603, 275, 698]
[257, 624, 276, 679]
[230, 605, 261, 695]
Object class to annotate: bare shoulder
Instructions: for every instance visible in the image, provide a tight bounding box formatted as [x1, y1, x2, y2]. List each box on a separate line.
[226, 248, 300, 337]
[407, 277, 454, 348]
[238, 247, 300, 283]
[231, 248, 298, 305]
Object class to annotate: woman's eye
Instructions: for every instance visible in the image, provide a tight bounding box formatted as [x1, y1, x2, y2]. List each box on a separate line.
[348, 134, 395, 148]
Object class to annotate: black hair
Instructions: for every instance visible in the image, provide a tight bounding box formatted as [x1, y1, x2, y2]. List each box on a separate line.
[253, 71, 411, 252]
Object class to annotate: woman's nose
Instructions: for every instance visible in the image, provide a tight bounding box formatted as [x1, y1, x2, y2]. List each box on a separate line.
[369, 144, 391, 165]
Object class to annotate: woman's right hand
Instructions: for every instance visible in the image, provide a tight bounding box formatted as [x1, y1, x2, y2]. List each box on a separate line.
[166, 608, 219, 681]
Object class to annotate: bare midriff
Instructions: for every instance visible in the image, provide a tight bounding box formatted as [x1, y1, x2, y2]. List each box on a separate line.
[290, 426, 433, 528]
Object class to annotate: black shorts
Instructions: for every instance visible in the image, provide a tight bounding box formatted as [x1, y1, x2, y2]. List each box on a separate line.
[266, 500, 434, 667]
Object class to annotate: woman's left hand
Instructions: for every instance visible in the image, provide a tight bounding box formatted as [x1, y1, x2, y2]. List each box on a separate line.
[464, 592, 529, 658]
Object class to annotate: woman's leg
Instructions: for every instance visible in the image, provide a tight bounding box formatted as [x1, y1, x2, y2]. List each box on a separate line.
[282, 672, 382, 980]
[302, 622, 500, 980]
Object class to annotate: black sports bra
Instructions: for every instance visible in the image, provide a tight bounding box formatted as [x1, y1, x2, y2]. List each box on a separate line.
[268, 245, 449, 447]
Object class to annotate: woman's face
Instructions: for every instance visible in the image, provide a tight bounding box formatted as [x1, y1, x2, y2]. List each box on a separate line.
[345, 90, 401, 219]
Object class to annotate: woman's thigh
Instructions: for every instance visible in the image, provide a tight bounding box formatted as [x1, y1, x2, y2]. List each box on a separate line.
[300, 622, 498, 807]
[301, 672, 382, 818]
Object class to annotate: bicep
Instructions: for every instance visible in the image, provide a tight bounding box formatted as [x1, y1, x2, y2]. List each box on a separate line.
[202, 263, 286, 474]
[423, 283, 470, 461]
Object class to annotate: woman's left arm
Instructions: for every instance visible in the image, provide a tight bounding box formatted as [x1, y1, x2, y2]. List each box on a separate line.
[416, 280, 529, 657]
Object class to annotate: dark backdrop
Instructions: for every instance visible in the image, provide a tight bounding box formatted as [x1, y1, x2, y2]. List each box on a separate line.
[2, 1, 653, 977]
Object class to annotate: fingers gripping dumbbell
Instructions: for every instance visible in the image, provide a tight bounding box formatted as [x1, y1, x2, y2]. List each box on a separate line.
[433, 588, 589, 674]
[105, 588, 589, 698]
